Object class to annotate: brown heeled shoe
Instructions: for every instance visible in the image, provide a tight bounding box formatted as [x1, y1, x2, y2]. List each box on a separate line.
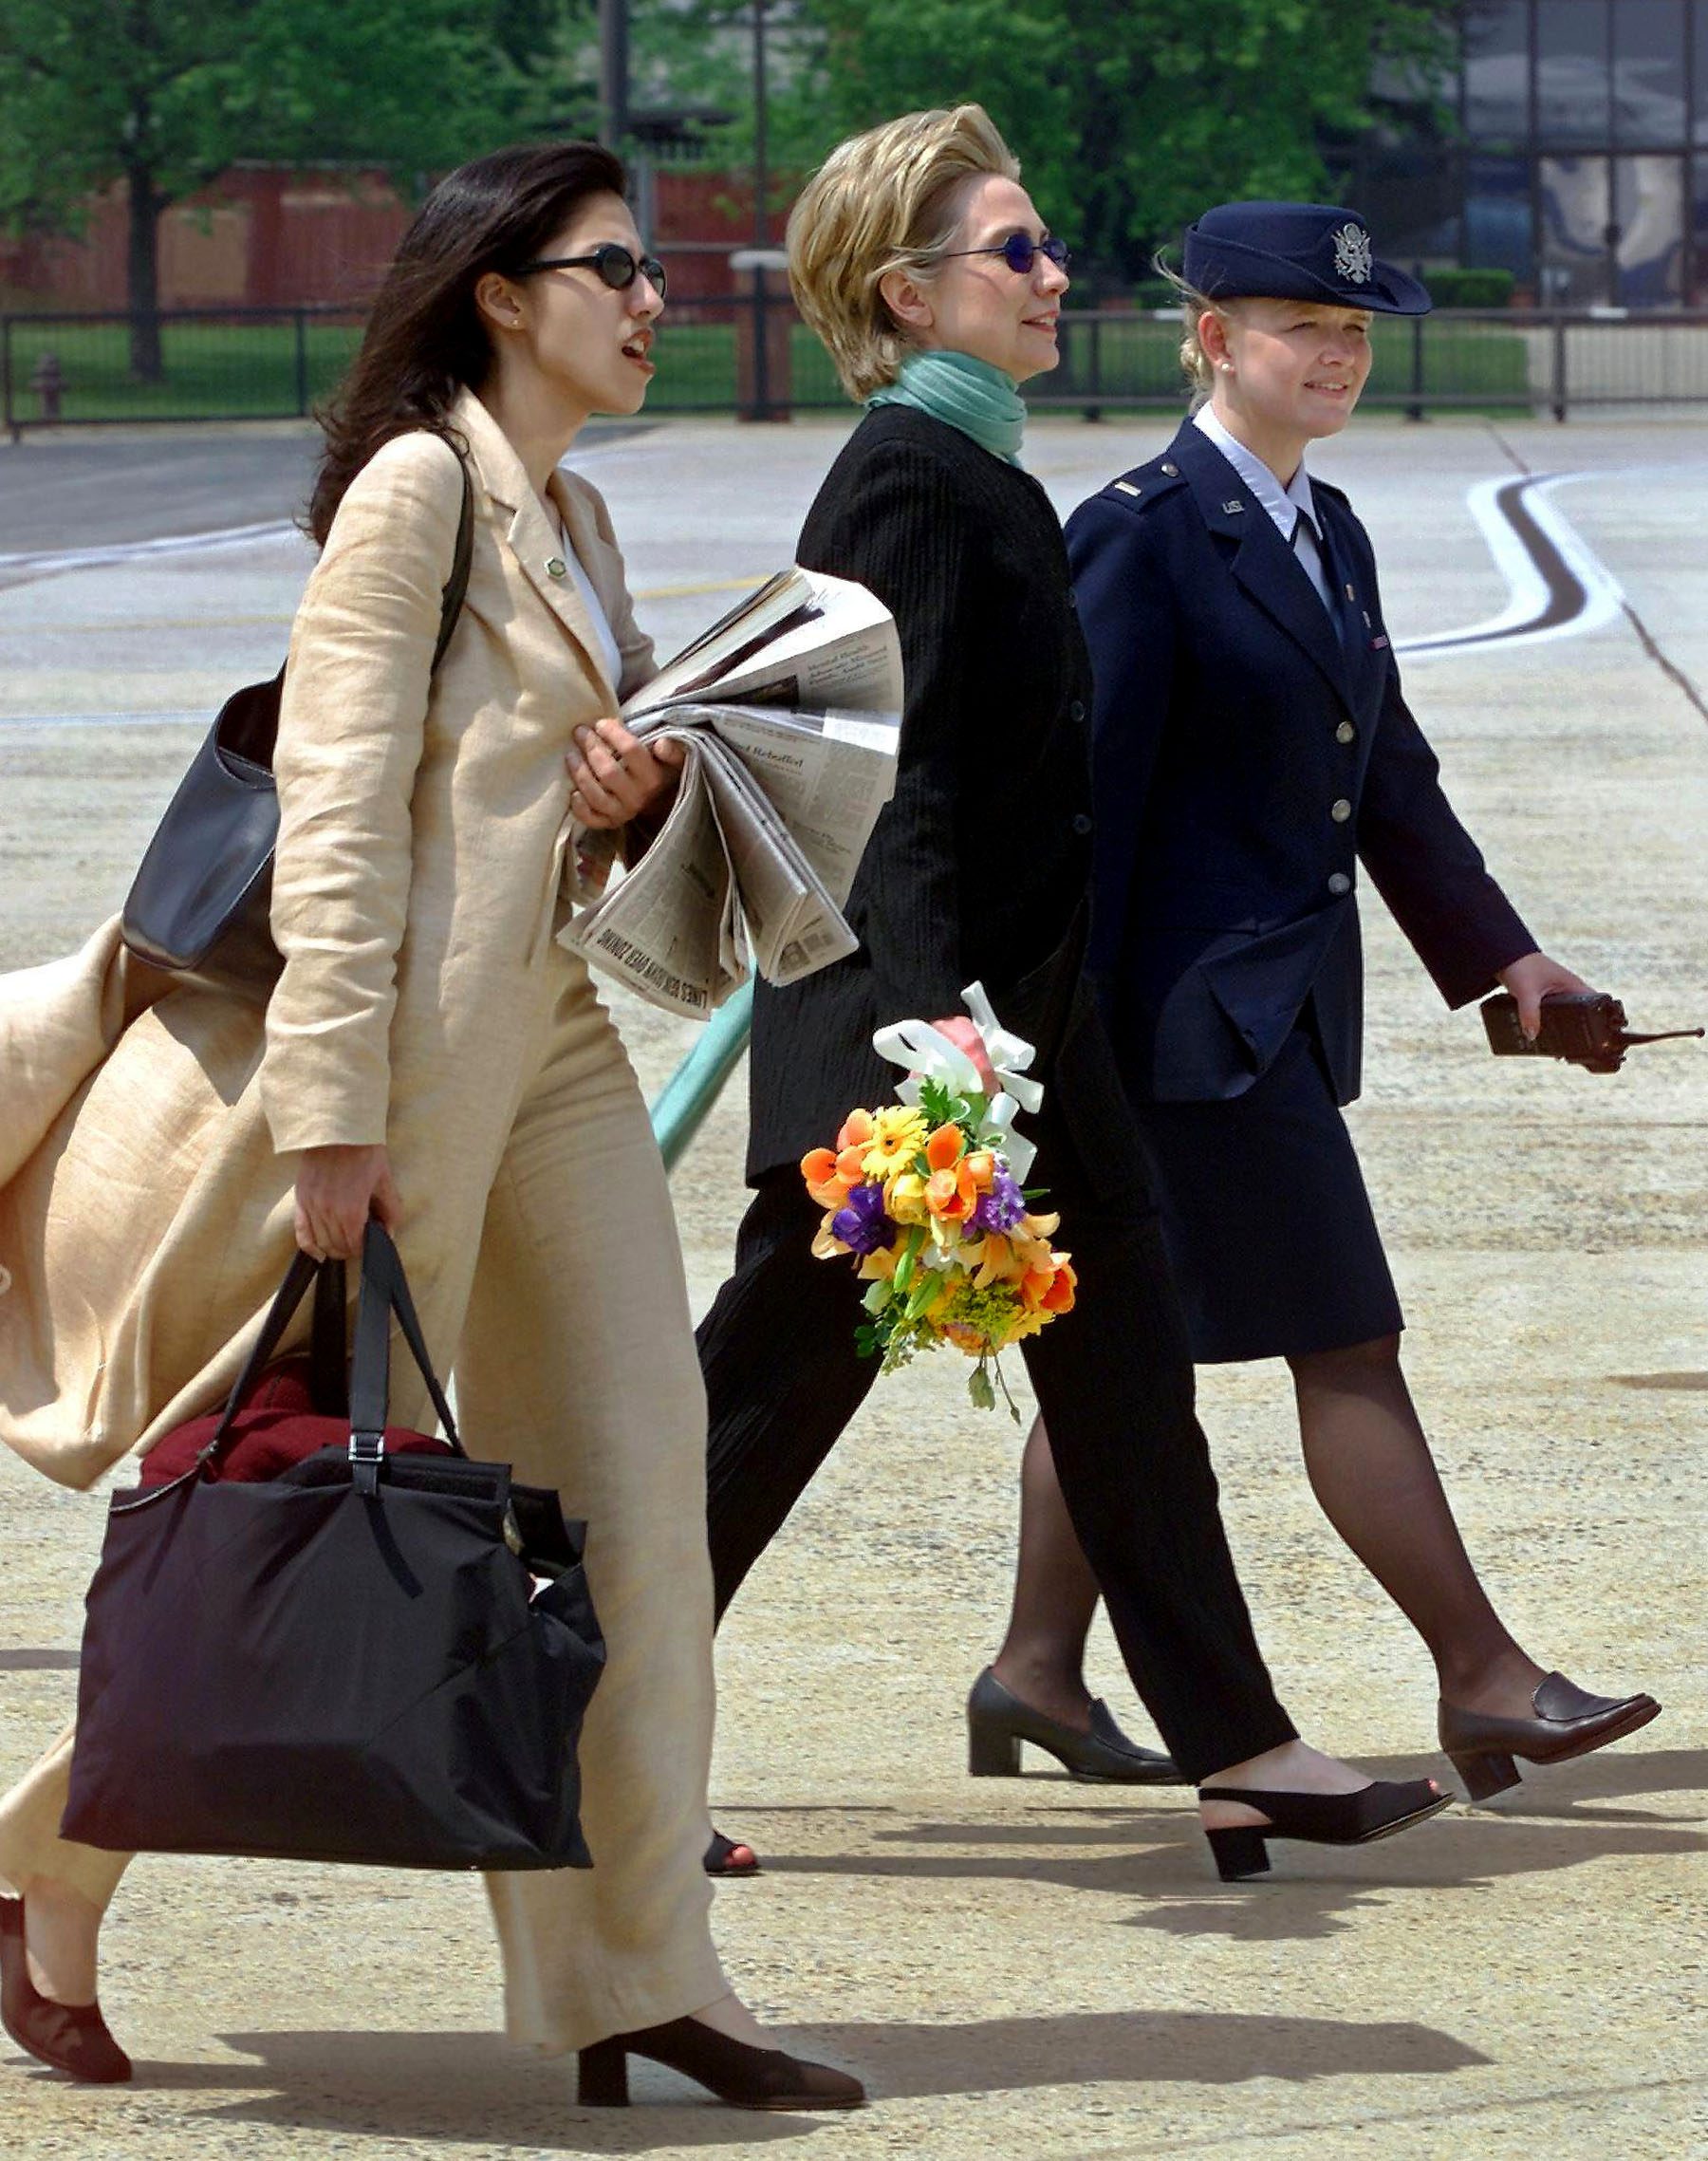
[577, 2014, 863, 2111]
[1439, 1672, 1662, 1800]
[0, 1897, 132, 2084]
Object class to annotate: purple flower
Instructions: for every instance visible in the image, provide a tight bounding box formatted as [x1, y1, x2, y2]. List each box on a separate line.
[971, 1166, 1027, 1235]
[832, 1183, 890, 1255]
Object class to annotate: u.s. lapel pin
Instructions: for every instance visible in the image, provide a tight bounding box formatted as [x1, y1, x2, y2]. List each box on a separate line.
[1222, 498, 1245, 514]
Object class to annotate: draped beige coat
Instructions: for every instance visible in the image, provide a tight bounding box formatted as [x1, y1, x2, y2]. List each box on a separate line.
[0, 390, 652, 1485]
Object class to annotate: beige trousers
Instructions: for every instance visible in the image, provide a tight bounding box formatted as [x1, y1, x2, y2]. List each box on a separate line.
[0, 948, 725, 2056]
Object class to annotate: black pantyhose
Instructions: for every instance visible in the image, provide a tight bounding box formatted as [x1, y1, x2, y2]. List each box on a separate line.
[993, 1335, 1547, 1721]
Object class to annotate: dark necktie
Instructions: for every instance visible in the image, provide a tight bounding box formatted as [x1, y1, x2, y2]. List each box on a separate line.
[1295, 509, 1354, 653]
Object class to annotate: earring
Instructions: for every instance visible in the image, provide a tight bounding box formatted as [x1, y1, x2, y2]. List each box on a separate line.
[1219, 361, 1234, 372]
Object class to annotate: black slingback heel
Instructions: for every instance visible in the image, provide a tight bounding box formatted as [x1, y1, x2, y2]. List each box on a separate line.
[1197, 1778, 1451, 1881]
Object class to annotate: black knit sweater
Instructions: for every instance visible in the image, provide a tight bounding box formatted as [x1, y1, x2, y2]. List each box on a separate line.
[746, 405, 1096, 1181]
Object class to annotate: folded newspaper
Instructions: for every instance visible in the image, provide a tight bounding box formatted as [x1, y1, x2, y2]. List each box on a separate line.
[562, 568, 902, 1016]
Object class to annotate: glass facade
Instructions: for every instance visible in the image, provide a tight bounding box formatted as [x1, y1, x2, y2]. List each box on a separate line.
[1337, 0, 1708, 307]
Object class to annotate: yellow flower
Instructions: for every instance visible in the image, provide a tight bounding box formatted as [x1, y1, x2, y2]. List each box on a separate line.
[885, 1170, 930, 1224]
[862, 1106, 929, 1178]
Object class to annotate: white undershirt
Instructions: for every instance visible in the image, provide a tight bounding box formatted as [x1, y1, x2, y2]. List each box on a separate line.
[1192, 404, 1334, 615]
[554, 509, 623, 690]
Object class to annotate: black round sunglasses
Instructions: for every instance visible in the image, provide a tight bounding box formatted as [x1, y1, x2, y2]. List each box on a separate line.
[516, 242, 667, 297]
[940, 232, 1070, 276]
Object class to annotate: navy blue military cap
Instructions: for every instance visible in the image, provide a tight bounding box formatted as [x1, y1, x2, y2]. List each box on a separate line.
[1182, 200, 1431, 316]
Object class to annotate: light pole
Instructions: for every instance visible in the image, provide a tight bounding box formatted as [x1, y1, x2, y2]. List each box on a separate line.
[752, 0, 769, 250]
[752, 0, 771, 415]
[598, 0, 629, 149]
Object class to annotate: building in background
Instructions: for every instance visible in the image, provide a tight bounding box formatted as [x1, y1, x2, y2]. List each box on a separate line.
[1344, 0, 1708, 307]
[0, 155, 767, 314]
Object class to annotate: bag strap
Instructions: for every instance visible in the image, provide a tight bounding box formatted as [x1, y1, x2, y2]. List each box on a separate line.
[347, 1220, 463, 1495]
[221, 458, 470, 735]
[308, 1258, 348, 1414]
[429, 457, 474, 675]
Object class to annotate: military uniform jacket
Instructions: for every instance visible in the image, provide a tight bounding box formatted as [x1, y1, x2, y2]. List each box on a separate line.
[746, 406, 1096, 1180]
[1063, 418, 1534, 1107]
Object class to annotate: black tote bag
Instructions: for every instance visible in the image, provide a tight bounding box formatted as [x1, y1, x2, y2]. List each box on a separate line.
[121, 457, 473, 1002]
[62, 1222, 605, 1872]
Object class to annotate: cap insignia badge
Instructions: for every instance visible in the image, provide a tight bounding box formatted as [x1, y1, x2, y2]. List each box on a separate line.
[1332, 223, 1373, 285]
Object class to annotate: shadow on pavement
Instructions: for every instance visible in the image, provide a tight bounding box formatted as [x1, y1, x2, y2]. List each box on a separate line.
[118, 2006, 1487, 2141]
[743, 1749, 1706, 1942]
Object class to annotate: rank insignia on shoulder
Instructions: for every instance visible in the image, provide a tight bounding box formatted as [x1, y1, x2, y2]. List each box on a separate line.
[1372, 634, 1390, 649]
[1113, 479, 1142, 497]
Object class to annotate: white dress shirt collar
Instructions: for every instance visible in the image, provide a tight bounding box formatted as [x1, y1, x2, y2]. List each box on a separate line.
[1191, 404, 1334, 614]
[1191, 403, 1319, 542]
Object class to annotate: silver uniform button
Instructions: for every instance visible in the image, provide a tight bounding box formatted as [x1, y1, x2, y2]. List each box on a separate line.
[1160, 461, 1179, 476]
[1330, 797, 1352, 823]
[546, 556, 567, 579]
[1335, 720, 1356, 744]
[1327, 871, 1351, 896]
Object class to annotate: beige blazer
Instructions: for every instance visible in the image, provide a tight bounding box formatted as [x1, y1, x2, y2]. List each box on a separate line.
[0, 390, 656, 1486]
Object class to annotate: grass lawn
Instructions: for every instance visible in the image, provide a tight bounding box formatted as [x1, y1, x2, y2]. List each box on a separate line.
[1033, 313, 1532, 411]
[2, 310, 1533, 427]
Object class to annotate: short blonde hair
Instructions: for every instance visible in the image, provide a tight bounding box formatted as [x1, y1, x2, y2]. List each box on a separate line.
[787, 104, 1022, 402]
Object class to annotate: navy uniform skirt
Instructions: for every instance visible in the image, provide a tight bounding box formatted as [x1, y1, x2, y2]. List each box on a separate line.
[1132, 1025, 1403, 1365]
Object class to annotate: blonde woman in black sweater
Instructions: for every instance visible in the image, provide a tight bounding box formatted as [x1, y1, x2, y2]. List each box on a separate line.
[696, 104, 1449, 1884]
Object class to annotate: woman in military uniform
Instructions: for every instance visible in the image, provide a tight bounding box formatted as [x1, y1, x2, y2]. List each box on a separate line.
[973, 202, 1658, 1807]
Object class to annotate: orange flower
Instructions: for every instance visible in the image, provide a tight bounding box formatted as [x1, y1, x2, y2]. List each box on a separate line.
[1041, 1256, 1077, 1313]
[966, 1233, 1023, 1288]
[964, 1149, 997, 1190]
[801, 1147, 851, 1210]
[926, 1163, 979, 1221]
[924, 1124, 964, 1173]
[836, 1108, 875, 1151]
[835, 1144, 868, 1183]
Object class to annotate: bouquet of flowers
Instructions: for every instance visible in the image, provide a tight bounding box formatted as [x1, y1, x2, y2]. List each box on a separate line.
[800, 984, 1075, 1415]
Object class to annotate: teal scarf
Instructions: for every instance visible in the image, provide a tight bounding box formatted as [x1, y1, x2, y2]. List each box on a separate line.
[867, 349, 1026, 465]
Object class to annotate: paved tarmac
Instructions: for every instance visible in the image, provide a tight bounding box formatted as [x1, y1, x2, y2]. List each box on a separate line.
[0, 413, 1703, 2160]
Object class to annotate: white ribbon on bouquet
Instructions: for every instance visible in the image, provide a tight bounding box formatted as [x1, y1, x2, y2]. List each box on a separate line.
[871, 979, 1044, 1181]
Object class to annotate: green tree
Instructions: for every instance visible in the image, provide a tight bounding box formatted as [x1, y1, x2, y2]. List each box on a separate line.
[637, 0, 1450, 285]
[0, 0, 525, 377]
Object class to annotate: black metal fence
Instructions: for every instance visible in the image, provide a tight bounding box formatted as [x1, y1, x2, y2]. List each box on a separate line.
[9, 300, 1708, 435]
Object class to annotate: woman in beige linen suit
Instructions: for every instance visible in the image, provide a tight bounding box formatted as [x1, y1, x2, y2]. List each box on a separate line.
[0, 141, 861, 2112]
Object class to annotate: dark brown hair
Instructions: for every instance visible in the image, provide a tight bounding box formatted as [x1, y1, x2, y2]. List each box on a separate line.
[307, 140, 627, 545]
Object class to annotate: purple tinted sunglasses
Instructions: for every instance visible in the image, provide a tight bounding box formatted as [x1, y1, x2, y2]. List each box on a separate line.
[941, 232, 1070, 276]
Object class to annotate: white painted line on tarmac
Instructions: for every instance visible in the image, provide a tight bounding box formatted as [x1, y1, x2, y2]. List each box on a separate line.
[0, 520, 300, 576]
[1398, 473, 1624, 657]
[0, 709, 207, 728]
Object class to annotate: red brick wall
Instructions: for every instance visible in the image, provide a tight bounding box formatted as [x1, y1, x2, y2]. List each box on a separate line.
[0, 164, 788, 313]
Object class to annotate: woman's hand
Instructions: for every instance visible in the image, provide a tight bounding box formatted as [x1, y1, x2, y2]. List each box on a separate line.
[566, 717, 684, 831]
[294, 1145, 401, 1261]
[1497, 950, 1595, 1040]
